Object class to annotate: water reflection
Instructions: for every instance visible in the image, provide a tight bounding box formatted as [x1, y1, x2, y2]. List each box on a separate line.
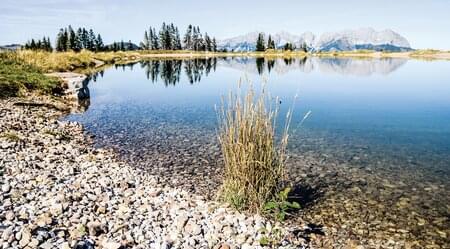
[139, 58, 218, 85]
[219, 56, 407, 76]
[75, 56, 408, 111]
[129, 57, 408, 87]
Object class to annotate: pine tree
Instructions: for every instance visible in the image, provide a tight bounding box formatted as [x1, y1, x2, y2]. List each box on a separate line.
[267, 35, 275, 49]
[127, 40, 133, 50]
[62, 28, 69, 51]
[283, 42, 294, 51]
[143, 30, 150, 50]
[301, 42, 308, 52]
[148, 28, 153, 49]
[212, 38, 217, 52]
[256, 33, 265, 52]
[159, 22, 174, 50]
[120, 40, 125, 51]
[56, 29, 65, 52]
[41, 36, 48, 51]
[95, 34, 104, 51]
[192, 26, 204, 51]
[82, 28, 89, 49]
[169, 23, 176, 50]
[76, 28, 84, 51]
[205, 33, 212, 51]
[150, 27, 159, 50]
[64, 27, 70, 50]
[88, 29, 96, 50]
[30, 39, 36, 50]
[47, 37, 53, 52]
[192, 26, 198, 50]
[175, 27, 182, 50]
[267, 35, 274, 50]
[183, 25, 193, 50]
[159, 23, 165, 49]
[68, 26, 77, 50]
[198, 27, 205, 50]
[46, 37, 53, 52]
[41, 37, 47, 51]
[159, 22, 167, 50]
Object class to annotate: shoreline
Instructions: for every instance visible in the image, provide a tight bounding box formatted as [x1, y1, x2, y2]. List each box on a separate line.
[3, 49, 448, 98]
[0, 96, 308, 248]
[134, 50, 450, 61]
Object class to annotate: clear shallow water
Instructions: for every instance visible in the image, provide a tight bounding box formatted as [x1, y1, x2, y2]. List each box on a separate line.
[65, 57, 450, 247]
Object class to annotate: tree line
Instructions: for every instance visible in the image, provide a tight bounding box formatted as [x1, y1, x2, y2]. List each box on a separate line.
[141, 23, 218, 51]
[256, 33, 308, 52]
[24, 37, 52, 51]
[55, 26, 104, 52]
[24, 23, 218, 53]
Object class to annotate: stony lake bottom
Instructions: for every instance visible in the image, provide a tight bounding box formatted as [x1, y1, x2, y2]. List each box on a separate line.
[65, 57, 450, 247]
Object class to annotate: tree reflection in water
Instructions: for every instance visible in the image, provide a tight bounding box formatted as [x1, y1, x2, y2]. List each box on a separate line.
[256, 57, 265, 75]
[140, 58, 217, 86]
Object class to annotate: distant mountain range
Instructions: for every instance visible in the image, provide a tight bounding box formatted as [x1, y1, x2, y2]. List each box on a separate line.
[105, 42, 140, 51]
[217, 28, 413, 52]
[1, 28, 412, 53]
[0, 44, 22, 51]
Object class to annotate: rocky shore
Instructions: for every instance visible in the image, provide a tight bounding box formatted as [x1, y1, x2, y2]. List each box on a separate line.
[0, 97, 308, 249]
[73, 102, 449, 248]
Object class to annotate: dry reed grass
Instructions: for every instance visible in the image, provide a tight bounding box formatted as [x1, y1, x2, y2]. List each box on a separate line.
[216, 81, 293, 212]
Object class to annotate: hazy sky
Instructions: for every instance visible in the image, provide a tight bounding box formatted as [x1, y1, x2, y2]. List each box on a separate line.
[1, 0, 449, 49]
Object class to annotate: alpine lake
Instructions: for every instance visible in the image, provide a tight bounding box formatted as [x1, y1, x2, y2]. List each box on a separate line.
[65, 56, 450, 248]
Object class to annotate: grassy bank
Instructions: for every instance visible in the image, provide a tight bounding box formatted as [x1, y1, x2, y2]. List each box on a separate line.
[314, 49, 450, 60]
[14, 50, 143, 72]
[0, 52, 62, 97]
[0, 50, 144, 97]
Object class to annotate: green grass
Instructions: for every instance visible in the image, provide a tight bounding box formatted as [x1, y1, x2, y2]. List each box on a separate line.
[0, 52, 62, 97]
[216, 83, 293, 212]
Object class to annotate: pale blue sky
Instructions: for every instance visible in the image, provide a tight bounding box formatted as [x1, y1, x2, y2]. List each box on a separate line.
[1, 0, 449, 49]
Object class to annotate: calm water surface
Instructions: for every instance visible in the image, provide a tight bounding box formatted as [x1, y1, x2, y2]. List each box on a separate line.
[65, 57, 450, 247]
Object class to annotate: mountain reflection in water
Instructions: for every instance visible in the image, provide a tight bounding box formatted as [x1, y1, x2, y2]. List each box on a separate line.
[89, 56, 407, 89]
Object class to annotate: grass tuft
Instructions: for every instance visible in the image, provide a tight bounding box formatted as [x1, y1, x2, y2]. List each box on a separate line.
[216, 82, 293, 212]
[1, 131, 21, 142]
[43, 129, 72, 141]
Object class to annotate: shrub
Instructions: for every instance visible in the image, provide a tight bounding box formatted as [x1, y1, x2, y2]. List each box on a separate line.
[216, 82, 293, 212]
[264, 187, 300, 221]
